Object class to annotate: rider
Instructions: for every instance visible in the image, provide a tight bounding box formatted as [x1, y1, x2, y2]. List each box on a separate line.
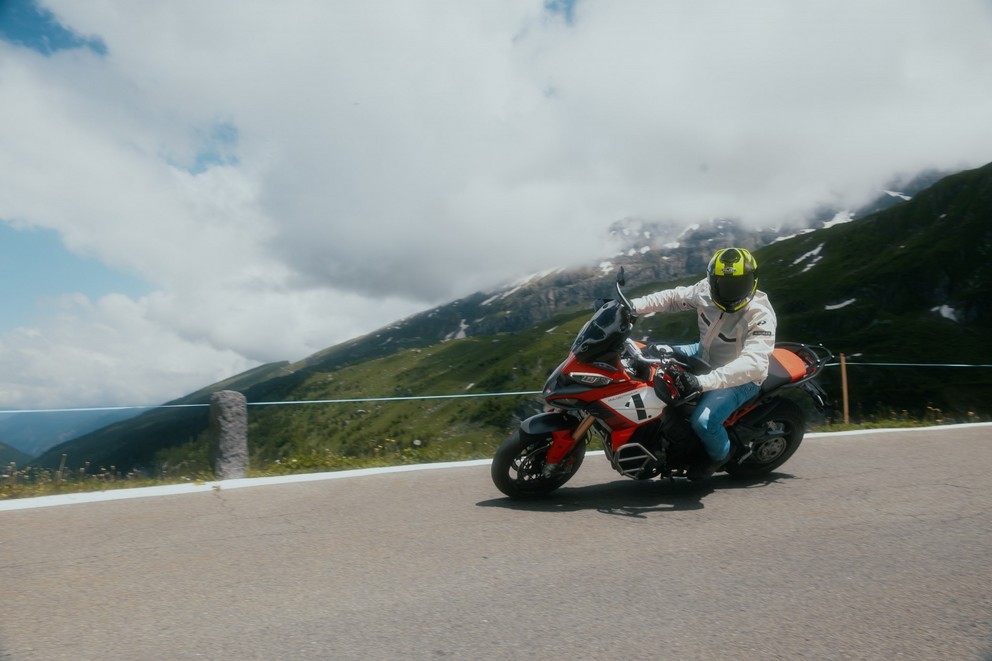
[631, 247, 777, 480]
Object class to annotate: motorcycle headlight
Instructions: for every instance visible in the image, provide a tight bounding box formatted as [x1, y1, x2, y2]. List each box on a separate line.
[566, 372, 613, 387]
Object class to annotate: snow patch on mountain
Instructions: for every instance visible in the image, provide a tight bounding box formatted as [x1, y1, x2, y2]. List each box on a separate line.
[825, 298, 856, 311]
[823, 211, 854, 229]
[772, 229, 815, 243]
[444, 319, 469, 341]
[931, 305, 960, 322]
[481, 268, 566, 305]
[792, 243, 824, 272]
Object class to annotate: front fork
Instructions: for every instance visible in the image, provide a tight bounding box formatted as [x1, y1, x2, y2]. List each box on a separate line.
[543, 415, 596, 476]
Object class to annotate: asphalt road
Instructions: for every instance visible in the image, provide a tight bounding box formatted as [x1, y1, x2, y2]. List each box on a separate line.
[2, 425, 991, 661]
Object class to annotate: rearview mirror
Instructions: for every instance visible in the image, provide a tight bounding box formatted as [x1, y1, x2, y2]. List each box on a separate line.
[614, 267, 635, 312]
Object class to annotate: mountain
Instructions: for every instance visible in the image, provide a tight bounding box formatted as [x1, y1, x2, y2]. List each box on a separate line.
[32, 360, 294, 472]
[1, 440, 31, 467]
[754, 163, 991, 418]
[0, 409, 139, 458]
[32, 162, 990, 473]
[606, 169, 953, 255]
[8, 173, 946, 459]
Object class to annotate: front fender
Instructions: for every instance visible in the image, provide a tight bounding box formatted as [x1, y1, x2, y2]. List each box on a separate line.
[520, 411, 578, 436]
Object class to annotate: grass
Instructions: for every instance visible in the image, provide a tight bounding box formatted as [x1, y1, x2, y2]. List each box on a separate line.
[812, 406, 985, 432]
[0, 458, 201, 500]
[3, 408, 987, 501]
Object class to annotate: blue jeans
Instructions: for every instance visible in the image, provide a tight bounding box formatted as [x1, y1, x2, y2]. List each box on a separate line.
[674, 343, 761, 462]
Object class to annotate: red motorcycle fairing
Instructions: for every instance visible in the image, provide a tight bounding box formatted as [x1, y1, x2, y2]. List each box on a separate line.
[544, 354, 671, 424]
[547, 429, 577, 464]
[607, 427, 639, 452]
[517, 409, 644, 465]
[518, 405, 593, 463]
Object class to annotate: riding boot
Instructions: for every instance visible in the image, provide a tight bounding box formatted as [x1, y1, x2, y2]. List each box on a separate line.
[687, 452, 730, 481]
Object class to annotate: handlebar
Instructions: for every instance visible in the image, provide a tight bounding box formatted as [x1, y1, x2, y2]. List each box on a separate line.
[624, 339, 685, 366]
[624, 339, 694, 374]
[624, 339, 660, 365]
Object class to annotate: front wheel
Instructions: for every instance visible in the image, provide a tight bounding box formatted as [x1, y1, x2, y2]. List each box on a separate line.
[491, 429, 586, 499]
[725, 398, 805, 478]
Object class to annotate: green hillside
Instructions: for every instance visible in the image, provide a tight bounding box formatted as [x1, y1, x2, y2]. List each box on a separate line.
[1, 440, 31, 467]
[34, 161, 992, 475]
[33, 360, 293, 473]
[757, 163, 991, 417]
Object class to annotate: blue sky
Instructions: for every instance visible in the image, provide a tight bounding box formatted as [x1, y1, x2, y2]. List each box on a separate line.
[0, 0, 105, 54]
[1, 0, 991, 409]
[0, 0, 145, 334]
[0, 224, 149, 332]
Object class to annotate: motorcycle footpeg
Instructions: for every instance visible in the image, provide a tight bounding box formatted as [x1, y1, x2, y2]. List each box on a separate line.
[734, 445, 754, 464]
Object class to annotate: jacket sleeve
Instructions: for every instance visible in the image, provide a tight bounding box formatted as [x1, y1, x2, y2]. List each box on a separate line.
[696, 301, 777, 391]
[631, 280, 705, 314]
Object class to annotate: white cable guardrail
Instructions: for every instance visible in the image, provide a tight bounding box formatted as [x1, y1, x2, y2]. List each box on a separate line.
[0, 390, 545, 416]
[828, 361, 992, 368]
[0, 362, 990, 416]
[831, 355, 992, 425]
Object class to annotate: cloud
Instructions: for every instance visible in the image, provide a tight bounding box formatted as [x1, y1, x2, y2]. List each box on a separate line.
[1, 0, 991, 407]
[0, 293, 249, 410]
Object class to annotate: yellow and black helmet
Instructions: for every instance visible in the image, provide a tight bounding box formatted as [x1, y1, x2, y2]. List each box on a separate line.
[707, 248, 758, 312]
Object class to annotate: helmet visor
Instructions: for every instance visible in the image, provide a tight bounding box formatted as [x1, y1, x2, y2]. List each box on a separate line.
[712, 274, 755, 306]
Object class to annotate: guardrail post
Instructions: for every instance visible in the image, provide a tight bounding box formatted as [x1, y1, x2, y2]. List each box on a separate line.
[209, 390, 248, 479]
[840, 353, 850, 425]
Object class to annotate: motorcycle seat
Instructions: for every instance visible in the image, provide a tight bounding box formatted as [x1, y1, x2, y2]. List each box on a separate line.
[760, 347, 810, 393]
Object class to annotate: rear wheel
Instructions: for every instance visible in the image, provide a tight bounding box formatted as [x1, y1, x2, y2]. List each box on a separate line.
[725, 398, 805, 478]
[491, 429, 586, 499]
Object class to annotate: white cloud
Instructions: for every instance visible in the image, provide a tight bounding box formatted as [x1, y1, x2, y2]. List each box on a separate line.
[1, 0, 992, 407]
[0, 293, 251, 410]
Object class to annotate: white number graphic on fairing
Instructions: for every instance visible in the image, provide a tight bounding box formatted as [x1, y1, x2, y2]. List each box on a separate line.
[603, 386, 667, 423]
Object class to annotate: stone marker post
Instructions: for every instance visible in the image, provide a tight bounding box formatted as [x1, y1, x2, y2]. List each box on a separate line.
[209, 390, 248, 479]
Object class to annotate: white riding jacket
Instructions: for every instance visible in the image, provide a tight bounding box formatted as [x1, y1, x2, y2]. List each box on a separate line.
[631, 279, 777, 392]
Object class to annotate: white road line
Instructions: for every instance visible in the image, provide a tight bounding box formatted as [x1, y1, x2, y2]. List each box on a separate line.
[2, 423, 989, 512]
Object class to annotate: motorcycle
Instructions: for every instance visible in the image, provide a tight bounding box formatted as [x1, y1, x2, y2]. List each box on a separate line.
[491, 268, 832, 499]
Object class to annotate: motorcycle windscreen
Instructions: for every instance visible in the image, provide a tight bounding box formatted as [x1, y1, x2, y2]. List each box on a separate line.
[570, 301, 627, 361]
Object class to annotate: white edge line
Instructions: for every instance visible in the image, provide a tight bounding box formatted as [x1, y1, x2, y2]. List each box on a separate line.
[0, 459, 492, 512]
[805, 420, 992, 438]
[3, 423, 990, 512]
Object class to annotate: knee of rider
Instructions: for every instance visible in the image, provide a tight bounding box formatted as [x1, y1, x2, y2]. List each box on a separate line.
[691, 407, 714, 438]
